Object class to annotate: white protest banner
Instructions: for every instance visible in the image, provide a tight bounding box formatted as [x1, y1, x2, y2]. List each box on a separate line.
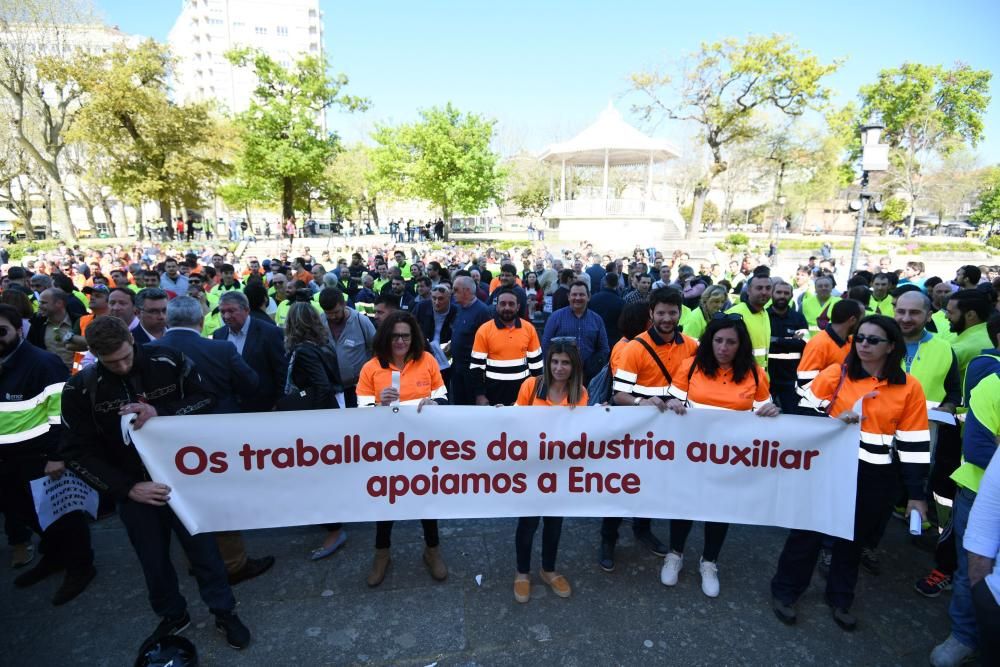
[127, 406, 860, 539]
[30, 470, 99, 531]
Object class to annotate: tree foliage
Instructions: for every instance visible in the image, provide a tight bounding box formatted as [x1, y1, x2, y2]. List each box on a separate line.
[371, 102, 506, 236]
[322, 143, 381, 222]
[506, 156, 552, 219]
[65, 39, 229, 227]
[970, 167, 1000, 227]
[859, 62, 991, 236]
[226, 48, 367, 221]
[631, 34, 839, 239]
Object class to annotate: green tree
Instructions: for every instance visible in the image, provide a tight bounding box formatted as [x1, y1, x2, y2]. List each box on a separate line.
[323, 143, 380, 223]
[64, 39, 230, 236]
[630, 34, 839, 240]
[859, 62, 991, 236]
[226, 47, 367, 221]
[879, 196, 910, 228]
[970, 167, 1000, 228]
[506, 156, 553, 219]
[681, 199, 720, 225]
[0, 0, 98, 241]
[371, 103, 506, 239]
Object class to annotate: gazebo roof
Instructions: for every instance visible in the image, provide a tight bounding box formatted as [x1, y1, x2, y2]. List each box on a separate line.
[539, 103, 681, 166]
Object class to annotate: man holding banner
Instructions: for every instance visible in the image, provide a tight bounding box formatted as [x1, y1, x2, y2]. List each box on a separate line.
[0, 304, 95, 606]
[59, 316, 252, 651]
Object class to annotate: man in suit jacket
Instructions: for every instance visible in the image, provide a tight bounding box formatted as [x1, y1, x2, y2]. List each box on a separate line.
[159, 295, 275, 586]
[211, 291, 287, 413]
[414, 284, 458, 386]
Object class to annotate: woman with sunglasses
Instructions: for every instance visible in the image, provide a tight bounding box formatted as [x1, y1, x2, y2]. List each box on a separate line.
[771, 315, 929, 631]
[357, 311, 449, 587]
[662, 313, 780, 597]
[511, 339, 588, 602]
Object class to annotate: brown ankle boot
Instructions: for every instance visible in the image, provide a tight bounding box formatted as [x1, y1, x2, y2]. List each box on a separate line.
[423, 546, 448, 581]
[367, 548, 390, 587]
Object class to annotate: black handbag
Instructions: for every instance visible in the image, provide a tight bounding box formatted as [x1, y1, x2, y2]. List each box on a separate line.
[276, 345, 341, 411]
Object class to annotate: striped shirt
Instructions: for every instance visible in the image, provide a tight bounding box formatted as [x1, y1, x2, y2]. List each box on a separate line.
[471, 317, 543, 403]
[800, 364, 930, 497]
[796, 326, 851, 395]
[612, 328, 698, 398]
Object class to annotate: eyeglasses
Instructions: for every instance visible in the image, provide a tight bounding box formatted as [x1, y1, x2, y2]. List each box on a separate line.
[711, 312, 743, 321]
[855, 334, 889, 346]
[390, 333, 412, 342]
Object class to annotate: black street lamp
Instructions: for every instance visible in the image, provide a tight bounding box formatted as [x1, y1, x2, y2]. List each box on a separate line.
[849, 115, 889, 275]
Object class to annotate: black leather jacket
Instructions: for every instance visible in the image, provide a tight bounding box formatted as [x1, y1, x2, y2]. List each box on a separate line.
[59, 345, 214, 499]
[289, 342, 343, 409]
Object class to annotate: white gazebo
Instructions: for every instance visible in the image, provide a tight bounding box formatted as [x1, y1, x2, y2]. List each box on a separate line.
[539, 103, 684, 245]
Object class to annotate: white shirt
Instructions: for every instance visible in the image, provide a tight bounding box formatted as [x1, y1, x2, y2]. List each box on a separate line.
[226, 316, 252, 355]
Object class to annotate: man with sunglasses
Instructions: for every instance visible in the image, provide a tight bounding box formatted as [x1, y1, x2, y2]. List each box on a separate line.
[0, 304, 96, 604]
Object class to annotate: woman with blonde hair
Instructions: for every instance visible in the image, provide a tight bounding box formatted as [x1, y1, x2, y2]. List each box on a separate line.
[679, 284, 728, 341]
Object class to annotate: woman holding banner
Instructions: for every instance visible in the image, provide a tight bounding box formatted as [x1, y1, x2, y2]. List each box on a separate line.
[663, 313, 780, 597]
[512, 339, 588, 602]
[357, 310, 449, 587]
[771, 315, 929, 632]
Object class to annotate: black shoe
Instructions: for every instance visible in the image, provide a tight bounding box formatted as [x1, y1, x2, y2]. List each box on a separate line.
[817, 548, 832, 579]
[13, 557, 64, 588]
[52, 566, 96, 606]
[599, 542, 615, 572]
[832, 607, 857, 632]
[634, 530, 668, 557]
[772, 598, 797, 626]
[144, 611, 191, 647]
[228, 555, 275, 586]
[215, 610, 251, 649]
[860, 548, 880, 576]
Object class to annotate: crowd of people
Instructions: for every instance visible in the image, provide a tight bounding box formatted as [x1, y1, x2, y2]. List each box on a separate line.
[1, 235, 1000, 665]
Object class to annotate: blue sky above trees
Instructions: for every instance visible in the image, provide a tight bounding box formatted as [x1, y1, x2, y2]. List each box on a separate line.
[98, 0, 1000, 162]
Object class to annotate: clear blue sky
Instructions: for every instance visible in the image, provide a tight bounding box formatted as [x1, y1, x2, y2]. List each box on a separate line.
[98, 0, 1000, 162]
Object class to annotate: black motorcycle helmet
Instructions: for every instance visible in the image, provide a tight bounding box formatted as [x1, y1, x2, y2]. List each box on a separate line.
[134, 635, 198, 667]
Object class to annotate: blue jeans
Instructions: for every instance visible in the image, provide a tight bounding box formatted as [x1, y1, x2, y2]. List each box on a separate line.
[950, 487, 978, 649]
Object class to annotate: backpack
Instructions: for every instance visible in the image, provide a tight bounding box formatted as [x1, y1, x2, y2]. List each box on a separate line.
[586, 363, 613, 405]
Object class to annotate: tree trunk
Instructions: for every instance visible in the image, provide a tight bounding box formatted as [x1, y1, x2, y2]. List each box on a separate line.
[159, 200, 173, 239]
[368, 197, 379, 226]
[282, 177, 294, 221]
[244, 203, 253, 228]
[441, 204, 450, 241]
[135, 202, 145, 241]
[688, 186, 709, 240]
[906, 208, 917, 238]
[49, 180, 77, 241]
[102, 200, 121, 238]
[83, 203, 97, 234]
[20, 210, 36, 241]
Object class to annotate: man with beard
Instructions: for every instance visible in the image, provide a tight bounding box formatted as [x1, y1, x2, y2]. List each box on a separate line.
[488, 264, 528, 318]
[892, 290, 963, 598]
[727, 272, 773, 370]
[603, 288, 698, 570]
[868, 273, 896, 317]
[930, 281, 957, 340]
[767, 280, 808, 415]
[320, 288, 375, 408]
[948, 289, 994, 379]
[0, 305, 95, 605]
[470, 291, 542, 407]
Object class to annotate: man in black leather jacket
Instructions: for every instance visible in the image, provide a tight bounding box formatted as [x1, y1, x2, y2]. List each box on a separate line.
[59, 315, 252, 650]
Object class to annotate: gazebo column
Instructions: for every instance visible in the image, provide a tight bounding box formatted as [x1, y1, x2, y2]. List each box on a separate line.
[602, 148, 610, 203]
[646, 152, 654, 201]
[560, 160, 566, 202]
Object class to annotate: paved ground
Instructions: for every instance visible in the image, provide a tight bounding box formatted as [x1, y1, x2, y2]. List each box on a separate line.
[1, 514, 968, 666]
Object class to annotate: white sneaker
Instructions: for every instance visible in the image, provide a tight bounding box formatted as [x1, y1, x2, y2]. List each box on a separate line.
[660, 553, 683, 586]
[699, 558, 720, 598]
[929, 634, 977, 667]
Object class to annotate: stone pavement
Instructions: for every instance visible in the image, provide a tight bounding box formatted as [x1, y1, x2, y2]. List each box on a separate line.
[1, 514, 964, 666]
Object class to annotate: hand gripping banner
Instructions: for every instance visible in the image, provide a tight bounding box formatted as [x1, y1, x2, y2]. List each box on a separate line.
[127, 406, 860, 538]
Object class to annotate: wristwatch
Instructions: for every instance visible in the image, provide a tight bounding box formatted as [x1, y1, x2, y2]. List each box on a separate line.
[633, 397, 643, 406]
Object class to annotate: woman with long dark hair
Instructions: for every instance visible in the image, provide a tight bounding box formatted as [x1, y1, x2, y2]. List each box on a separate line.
[357, 310, 449, 587]
[771, 315, 929, 631]
[662, 314, 780, 597]
[512, 340, 588, 602]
